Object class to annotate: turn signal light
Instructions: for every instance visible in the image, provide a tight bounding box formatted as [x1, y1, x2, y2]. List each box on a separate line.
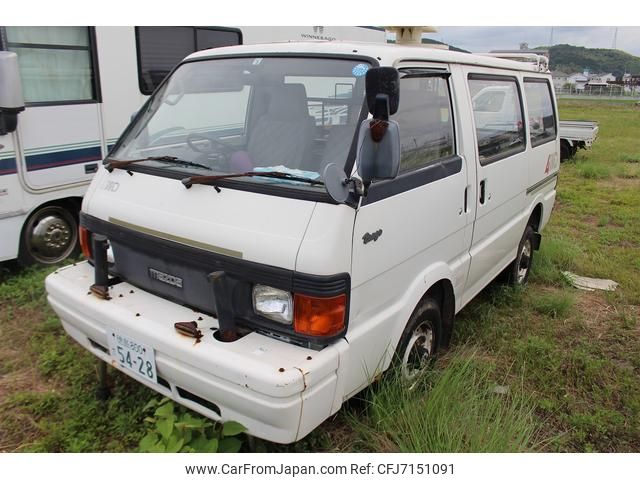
[79, 226, 93, 259]
[294, 293, 346, 337]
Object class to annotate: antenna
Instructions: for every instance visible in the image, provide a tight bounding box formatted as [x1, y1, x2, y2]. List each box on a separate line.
[612, 27, 618, 49]
[549, 26, 554, 46]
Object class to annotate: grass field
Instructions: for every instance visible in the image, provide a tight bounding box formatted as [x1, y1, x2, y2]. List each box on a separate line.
[1, 99, 638, 452]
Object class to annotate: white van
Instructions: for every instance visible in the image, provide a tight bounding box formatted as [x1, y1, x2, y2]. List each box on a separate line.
[0, 26, 384, 265]
[44, 40, 559, 444]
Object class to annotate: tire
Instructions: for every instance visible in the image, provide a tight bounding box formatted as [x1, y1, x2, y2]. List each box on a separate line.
[394, 297, 442, 381]
[18, 204, 79, 266]
[506, 225, 535, 286]
[560, 141, 571, 161]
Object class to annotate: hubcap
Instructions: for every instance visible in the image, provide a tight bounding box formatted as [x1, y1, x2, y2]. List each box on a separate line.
[517, 239, 532, 283]
[29, 214, 74, 263]
[401, 321, 433, 380]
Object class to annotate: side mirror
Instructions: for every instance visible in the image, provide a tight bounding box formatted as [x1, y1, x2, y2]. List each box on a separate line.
[366, 67, 399, 117]
[323, 67, 402, 204]
[0, 51, 25, 135]
[357, 67, 401, 186]
[356, 119, 400, 185]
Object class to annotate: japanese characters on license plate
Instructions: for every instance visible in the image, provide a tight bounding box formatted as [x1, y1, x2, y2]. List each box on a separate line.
[107, 330, 157, 383]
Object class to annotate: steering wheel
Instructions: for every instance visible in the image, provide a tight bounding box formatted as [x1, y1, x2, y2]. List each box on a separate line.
[186, 133, 233, 154]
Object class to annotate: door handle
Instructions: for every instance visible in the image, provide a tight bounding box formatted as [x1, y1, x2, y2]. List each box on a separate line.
[463, 185, 469, 213]
[479, 179, 486, 205]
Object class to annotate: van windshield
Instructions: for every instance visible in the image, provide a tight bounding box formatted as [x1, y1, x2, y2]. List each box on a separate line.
[110, 56, 370, 190]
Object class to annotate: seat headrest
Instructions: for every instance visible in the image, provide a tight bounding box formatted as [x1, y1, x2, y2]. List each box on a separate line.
[267, 84, 309, 121]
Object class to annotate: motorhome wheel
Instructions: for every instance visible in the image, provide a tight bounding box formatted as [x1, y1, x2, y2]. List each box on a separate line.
[19, 205, 79, 266]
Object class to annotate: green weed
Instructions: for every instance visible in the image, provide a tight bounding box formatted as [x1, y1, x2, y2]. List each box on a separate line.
[138, 398, 246, 453]
[576, 163, 611, 179]
[346, 349, 546, 452]
[531, 291, 575, 319]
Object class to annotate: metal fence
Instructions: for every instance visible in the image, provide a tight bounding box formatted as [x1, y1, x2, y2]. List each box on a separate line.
[555, 84, 640, 99]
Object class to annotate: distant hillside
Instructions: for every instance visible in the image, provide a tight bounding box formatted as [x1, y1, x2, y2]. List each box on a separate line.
[545, 44, 640, 76]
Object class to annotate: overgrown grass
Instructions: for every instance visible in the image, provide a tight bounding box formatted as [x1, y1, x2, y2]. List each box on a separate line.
[346, 349, 546, 452]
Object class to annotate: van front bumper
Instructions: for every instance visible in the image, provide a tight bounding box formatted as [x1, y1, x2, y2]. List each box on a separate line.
[45, 262, 347, 444]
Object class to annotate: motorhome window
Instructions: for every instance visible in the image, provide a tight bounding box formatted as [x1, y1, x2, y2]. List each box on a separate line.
[524, 79, 557, 147]
[110, 56, 369, 192]
[468, 75, 525, 164]
[4, 26, 98, 104]
[136, 27, 241, 95]
[392, 76, 454, 174]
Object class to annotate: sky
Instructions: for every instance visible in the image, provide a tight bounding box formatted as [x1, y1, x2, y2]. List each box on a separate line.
[427, 27, 640, 57]
[4, 1, 639, 59]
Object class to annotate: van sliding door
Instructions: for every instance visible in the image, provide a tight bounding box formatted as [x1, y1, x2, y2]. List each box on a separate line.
[464, 72, 528, 298]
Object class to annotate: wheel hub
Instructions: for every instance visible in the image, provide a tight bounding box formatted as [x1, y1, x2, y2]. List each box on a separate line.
[517, 239, 532, 283]
[401, 321, 433, 380]
[30, 214, 73, 259]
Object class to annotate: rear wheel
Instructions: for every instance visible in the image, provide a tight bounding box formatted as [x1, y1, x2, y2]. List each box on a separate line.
[506, 225, 535, 286]
[19, 204, 79, 266]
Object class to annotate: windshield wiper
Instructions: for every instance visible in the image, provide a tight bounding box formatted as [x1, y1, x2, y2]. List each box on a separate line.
[181, 171, 325, 189]
[104, 156, 212, 173]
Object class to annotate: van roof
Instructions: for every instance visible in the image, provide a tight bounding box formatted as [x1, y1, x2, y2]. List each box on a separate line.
[187, 41, 548, 74]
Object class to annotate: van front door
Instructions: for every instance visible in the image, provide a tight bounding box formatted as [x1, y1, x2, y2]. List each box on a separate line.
[347, 70, 470, 396]
[3, 26, 104, 190]
[463, 72, 528, 303]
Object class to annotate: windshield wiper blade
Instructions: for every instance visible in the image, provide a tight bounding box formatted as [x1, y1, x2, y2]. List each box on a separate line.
[104, 156, 212, 173]
[181, 171, 325, 189]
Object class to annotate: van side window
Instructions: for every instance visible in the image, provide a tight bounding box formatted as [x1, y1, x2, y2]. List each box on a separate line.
[3, 26, 99, 104]
[136, 27, 241, 95]
[392, 76, 455, 174]
[524, 79, 557, 147]
[468, 75, 525, 164]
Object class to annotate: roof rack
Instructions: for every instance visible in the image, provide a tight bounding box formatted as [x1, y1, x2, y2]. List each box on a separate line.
[479, 53, 549, 72]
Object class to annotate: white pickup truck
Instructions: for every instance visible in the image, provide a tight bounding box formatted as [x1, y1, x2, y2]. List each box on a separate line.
[558, 120, 599, 161]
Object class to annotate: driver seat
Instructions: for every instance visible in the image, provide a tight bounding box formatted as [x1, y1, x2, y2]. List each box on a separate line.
[247, 84, 313, 169]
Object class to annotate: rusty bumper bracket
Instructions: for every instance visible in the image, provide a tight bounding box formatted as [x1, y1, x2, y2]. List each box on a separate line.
[208, 271, 239, 342]
[90, 234, 111, 300]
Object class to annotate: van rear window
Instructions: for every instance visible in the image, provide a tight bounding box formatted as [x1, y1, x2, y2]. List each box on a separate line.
[524, 79, 557, 147]
[468, 75, 525, 164]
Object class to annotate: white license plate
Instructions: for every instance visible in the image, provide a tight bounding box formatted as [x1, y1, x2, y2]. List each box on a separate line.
[107, 329, 157, 383]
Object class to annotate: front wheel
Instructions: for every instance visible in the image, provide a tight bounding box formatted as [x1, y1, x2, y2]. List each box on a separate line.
[395, 298, 441, 381]
[506, 225, 535, 286]
[19, 205, 79, 266]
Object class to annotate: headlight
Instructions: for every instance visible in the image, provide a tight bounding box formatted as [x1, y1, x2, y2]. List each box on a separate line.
[252, 285, 293, 324]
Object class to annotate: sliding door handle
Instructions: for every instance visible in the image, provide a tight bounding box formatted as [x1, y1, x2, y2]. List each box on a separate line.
[479, 179, 486, 205]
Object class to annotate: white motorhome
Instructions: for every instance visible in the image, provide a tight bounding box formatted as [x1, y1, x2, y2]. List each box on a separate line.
[44, 40, 559, 444]
[0, 26, 385, 265]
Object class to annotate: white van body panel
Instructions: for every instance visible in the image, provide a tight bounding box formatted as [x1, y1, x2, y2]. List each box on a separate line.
[295, 203, 354, 276]
[46, 41, 559, 443]
[88, 168, 316, 270]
